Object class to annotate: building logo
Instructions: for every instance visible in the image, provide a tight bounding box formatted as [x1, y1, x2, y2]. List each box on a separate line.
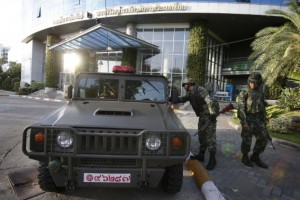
[53, 3, 186, 25]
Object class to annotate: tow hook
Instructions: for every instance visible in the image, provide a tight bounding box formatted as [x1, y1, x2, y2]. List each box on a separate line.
[48, 160, 62, 174]
[65, 180, 76, 192]
[137, 180, 149, 190]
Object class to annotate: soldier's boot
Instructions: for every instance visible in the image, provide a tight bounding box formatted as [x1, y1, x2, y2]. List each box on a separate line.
[206, 151, 217, 170]
[250, 153, 268, 169]
[241, 154, 253, 167]
[190, 150, 205, 162]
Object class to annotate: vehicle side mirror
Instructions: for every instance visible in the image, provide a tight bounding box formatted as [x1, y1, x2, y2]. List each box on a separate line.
[63, 84, 73, 99]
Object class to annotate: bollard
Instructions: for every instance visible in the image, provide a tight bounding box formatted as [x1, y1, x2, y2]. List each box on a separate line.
[187, 159, 225, 200]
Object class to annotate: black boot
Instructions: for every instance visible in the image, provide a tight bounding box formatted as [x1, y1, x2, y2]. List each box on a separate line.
[206, 151, 217, 170]
[190, 151, 205, 162]
[250, 153, 268, 169]
[241, 154, 253, 167]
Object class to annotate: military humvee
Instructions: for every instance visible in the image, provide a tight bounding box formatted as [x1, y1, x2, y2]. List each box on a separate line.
[22, 66, 190, 193]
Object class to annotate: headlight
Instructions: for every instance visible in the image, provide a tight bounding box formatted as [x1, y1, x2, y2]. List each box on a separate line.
[56, 131, 73, 148]
[145, 135, 161, 151]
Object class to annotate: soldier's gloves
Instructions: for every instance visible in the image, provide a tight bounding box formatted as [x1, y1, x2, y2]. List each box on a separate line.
[209, 114, 217, 122]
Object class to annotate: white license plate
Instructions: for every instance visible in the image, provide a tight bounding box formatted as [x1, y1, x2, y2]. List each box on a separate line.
[83, 173, 131, 183]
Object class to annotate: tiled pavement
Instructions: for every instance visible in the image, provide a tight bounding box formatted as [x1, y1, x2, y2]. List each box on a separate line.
[176, 110, 300, 200]
[2, 89, 299, 200]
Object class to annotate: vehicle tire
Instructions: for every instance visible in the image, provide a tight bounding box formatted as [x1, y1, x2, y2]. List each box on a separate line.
[162, 164, 183, 193]
[38, 163, 63, 192]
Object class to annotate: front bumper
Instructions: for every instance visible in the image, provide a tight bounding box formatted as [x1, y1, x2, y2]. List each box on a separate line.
[60, 166, 165, 188]
[22, 126, 190, 188]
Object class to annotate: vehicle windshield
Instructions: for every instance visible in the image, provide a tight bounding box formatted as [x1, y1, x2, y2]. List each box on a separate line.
[76, 75, 166, 102]
[124, 80, 165, 101]
[77, 77, 119, 100]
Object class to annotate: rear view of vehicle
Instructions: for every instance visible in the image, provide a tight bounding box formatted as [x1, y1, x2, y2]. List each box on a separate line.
[22, 66, 190, 193]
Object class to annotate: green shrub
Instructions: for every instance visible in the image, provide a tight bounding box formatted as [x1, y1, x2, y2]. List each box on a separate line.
[277, 87, 300, 111]
[31, 81, 44, 91]
[13, 82, 20, 92]
[266, 104, 287, 119]
[264, 83, 282, 100]
[18, 87, 32, 95]
[269, 116, 292, 133]
[18, 81, 44, 95]
[2, 76, 12, 90]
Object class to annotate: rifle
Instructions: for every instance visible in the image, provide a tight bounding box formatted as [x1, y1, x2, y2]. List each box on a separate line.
[266, 127, 276, 150]
[195, 103, 235, 135]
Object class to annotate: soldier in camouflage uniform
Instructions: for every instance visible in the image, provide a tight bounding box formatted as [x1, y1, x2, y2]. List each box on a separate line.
[170, 78, 218, 170]
[237, 72, 268, 169]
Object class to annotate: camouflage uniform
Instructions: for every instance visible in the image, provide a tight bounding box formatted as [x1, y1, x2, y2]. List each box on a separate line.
[237, 72, 269, 168]
[178, 86, 217, 152]
[172, 79, 218, 170]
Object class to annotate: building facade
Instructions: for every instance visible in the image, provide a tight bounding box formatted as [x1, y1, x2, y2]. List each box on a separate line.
[21, 0, 287, 99]
[0, 44, 9, 64]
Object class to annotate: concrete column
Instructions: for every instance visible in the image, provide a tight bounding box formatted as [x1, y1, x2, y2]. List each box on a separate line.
[126, 22, 136, 36]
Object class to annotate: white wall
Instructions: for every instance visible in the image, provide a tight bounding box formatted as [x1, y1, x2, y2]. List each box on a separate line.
[31, 40, 44, 83]
[20, 39, 44, 86]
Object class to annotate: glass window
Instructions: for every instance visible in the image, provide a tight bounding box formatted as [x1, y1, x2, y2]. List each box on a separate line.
[173, 55, 183, 73]
[153, 29, 164, 41]
[77, 77, 119, 100]
[142, 55, 152, 73]
[162, 55, 173, 73]
[125, 80, 165, 102]
[138, 27, 189, 95]
[153, 41, 163, 51]
[143, 29, 153, 42]
[164, 29, 174, 41]
[136, 29, 144, 39]
[174, 28, 184, 41]
[163, 41, 173, 54]
[174, 41, 184, 54]
[150, 54, 162, 73]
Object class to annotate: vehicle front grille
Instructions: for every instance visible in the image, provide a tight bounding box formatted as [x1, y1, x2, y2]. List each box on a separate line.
[80, 158, 138, 168]
[76, 128, 140, 155]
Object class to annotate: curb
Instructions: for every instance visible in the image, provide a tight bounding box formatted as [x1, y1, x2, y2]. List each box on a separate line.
[187, 159, 225, 200]
[273, 138, 300, 151]
[8, 94, 65, 103]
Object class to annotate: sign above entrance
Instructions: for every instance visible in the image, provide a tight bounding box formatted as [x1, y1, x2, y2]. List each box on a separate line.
[53, 3, 186, 25]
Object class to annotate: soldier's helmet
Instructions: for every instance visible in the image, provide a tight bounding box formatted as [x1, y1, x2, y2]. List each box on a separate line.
[248, 71, 262, 85]
[182, 78, 195, 87]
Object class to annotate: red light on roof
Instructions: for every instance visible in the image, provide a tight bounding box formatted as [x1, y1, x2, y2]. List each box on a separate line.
[112, 65, 136, 73]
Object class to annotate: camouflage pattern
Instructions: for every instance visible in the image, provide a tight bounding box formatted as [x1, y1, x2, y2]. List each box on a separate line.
[237, 81, 268, 154]
[178, 86, 217, 116]
[198, 115, 217, 152]
[241, 119, 268, 154]
[176, 86, 217, 152]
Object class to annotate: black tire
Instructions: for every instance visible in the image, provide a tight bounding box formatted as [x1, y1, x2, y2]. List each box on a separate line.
[162, 164, 183, 193]
[38, 163, 63, 192]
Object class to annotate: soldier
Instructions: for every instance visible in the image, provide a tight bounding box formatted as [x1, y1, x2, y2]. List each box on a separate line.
[237, 71, 269, 169]
[170, 78, 218, 170]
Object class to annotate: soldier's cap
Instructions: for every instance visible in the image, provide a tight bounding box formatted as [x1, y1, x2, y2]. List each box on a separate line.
[182, 78, 195, 87]
[248, 71, 262, 84]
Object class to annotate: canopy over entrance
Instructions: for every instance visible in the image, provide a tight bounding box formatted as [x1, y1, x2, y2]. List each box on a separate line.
[49, 24, 159, 54]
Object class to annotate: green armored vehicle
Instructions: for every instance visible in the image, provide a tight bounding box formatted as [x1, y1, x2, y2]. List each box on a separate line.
[22, 66, 190, 193]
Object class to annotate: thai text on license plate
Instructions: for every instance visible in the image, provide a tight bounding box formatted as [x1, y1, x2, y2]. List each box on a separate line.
[83, 173, 131, 183]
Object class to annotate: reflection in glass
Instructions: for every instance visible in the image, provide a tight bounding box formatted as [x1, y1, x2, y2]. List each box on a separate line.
[125, 80, 165, 101]
[77, 77, 119, 100]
